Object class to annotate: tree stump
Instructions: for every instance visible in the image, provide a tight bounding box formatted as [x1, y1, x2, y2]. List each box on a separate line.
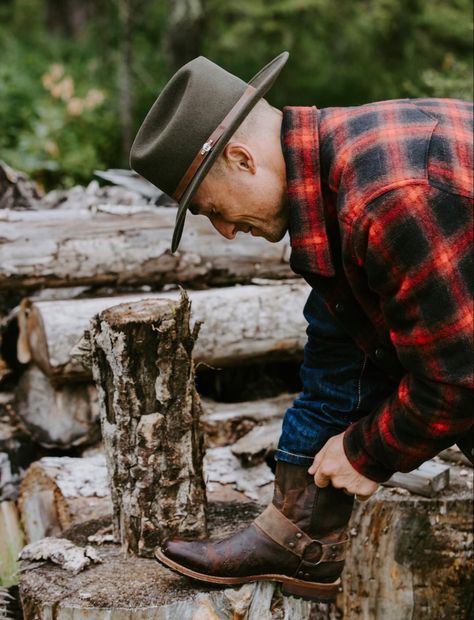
[90, 294, 207, 556]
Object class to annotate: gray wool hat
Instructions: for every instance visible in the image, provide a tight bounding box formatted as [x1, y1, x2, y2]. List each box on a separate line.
[130, 51, 289, 252]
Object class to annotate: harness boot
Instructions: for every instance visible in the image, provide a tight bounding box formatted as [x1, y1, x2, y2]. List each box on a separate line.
[155, 461, 354, 601]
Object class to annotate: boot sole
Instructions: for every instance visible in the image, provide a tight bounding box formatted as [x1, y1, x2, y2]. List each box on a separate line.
[155, 548, 341, 602]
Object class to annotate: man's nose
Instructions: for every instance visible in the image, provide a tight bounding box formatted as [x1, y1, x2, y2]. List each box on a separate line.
[210, 217, 237, 240]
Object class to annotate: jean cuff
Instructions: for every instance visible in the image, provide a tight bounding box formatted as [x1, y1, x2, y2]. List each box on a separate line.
[274, 448, 314, 466]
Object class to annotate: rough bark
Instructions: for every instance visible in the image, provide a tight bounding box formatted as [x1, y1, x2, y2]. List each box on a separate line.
[90, 295, 207, 556]
[18, 455, 112, 544]
[15, 282, 308, 383]
[0, 205, 293, 291]
[14, 365, 100, 448]
[336, 472, 474, 619]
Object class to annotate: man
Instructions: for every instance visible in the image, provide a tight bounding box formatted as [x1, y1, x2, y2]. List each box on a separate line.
[130, 52, 473, 601]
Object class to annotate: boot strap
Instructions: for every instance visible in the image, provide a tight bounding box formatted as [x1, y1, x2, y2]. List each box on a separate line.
[254, 503, 347, 563]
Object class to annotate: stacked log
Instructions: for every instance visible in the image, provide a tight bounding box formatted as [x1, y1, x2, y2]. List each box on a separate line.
[7, 283, 308, 449]
[0, 205, 293, 291]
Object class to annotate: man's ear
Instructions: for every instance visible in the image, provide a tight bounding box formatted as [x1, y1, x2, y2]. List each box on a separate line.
[222, 142, 256, 174]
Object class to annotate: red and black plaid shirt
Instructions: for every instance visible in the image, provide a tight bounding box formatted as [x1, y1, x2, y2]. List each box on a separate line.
[282, 99, 473, 481]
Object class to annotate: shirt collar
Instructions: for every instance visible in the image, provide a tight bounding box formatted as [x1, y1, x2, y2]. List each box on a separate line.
[282, 106, 335, 277]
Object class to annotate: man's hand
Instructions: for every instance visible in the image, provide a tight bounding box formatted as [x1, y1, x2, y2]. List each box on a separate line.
[308, 433, 379, 500]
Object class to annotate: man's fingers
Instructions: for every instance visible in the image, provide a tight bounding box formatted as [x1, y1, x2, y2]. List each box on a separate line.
[313, 469, 330, 488]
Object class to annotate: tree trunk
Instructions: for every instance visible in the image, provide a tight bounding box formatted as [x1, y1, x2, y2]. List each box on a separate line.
[19, 509, 317, 619]
[14, 282, 308, 383]
[18, 454, 112, 544]
[163, 0, 206, 70]
[0, 205, 293, 291]
[336, 474, 473, 619]
[14, 365, 100, 448]
[90, 294, 207, 556]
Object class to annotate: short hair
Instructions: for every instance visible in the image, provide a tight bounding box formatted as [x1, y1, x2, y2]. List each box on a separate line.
[209, 98, 271, 177]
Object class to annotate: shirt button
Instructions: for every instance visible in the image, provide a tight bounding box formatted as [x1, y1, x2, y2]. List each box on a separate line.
[375, 347, 385, 359]
[335, 302, 345, 314]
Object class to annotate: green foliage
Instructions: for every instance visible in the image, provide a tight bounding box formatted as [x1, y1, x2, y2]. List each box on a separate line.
[0, 0, 472, 188]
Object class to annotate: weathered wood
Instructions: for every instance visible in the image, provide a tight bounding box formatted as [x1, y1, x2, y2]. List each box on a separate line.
[0, 205, 294, 291]
[0, 501, 25, 586]
[18, 467, 473, 619]
[202, 393, 293, 447]
[15, 282, 308, 383]
[18, 455, 112, 544]
[90, 295, 207, 556]
[19, 537, 102, 574]
[14, 365, 100, 448]
[0, 160, 42, 211]
[383, 459, 450, 497]
[204, 447, 275, 505]
[18, 509, 317, 619]
[335, 468, 474, 620]
[231, 420, 282, 467]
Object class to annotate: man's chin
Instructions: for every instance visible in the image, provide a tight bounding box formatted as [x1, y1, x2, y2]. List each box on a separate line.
[262, 227, 288, 243]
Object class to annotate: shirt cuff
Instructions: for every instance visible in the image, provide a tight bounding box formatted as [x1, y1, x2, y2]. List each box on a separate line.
[343, 423, 395, 483]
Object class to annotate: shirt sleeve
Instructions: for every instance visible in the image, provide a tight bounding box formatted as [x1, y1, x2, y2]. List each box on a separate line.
[343, 182, 474, 482]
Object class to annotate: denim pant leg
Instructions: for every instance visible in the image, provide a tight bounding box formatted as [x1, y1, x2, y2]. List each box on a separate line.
[275, 289, 397, 466]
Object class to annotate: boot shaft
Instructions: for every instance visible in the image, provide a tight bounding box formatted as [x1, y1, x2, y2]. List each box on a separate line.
[272, 461, 354, 538]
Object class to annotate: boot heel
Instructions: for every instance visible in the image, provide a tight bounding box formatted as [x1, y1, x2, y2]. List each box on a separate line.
[281, 578, 340, 602]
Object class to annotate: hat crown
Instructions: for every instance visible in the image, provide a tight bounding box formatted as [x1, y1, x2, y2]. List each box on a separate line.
[130, 56, 247, 199]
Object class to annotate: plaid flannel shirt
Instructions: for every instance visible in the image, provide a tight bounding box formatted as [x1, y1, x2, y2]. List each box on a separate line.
[282, 99, 473, 481]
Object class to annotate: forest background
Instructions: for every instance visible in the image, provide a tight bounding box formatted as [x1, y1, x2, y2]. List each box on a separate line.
[1, 0, 472, 190]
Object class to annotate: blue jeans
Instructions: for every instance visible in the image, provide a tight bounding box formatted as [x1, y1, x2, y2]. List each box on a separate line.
[275, 289, 398, 466]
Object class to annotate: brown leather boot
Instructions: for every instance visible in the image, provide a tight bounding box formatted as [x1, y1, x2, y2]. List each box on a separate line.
[155, 461, 354, 601]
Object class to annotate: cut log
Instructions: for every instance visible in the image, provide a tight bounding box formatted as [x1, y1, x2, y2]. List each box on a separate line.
[0, 205, 294, 291]
[90, 295, 207, 556]
[18, 455, 112, 544]
[15, 282, 309, 383]
[0, 501, 25, 586]
[18, 509, 317, 619]
[16, 444, 277, 547]
[14, 366, 100, 448]
[337, 467, 474, 619]
[18, 466, 473, 619]
[382, 459, 450, 497]
[202, 393, 293, 447]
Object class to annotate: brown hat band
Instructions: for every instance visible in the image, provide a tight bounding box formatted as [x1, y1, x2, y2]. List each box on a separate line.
[172, 84, 256, 201]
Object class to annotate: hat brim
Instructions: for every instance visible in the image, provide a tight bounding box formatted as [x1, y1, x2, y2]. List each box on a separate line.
[171, 51, 289, 253]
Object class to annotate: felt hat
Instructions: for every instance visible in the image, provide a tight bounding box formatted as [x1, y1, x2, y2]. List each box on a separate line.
[130, 51, 289, 252]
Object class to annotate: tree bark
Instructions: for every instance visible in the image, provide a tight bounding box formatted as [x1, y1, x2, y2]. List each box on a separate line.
[18, 455, 112, 544]
[14, 282, 308, 383]
[90, 294, 207, 556]
[336, 476, 474, 619]
[0, 205, 293, 291]
[14, 365, 100, 448]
